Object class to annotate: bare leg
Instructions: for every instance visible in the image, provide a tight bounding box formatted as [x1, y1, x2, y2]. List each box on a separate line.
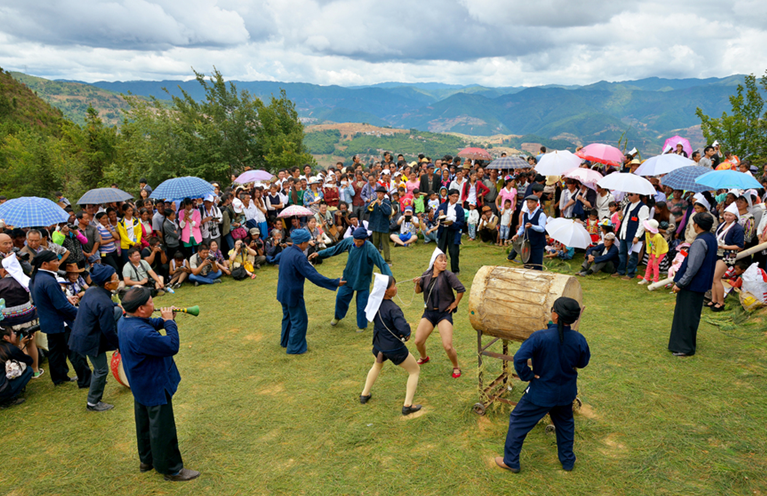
[398, 353, 420, 407]
[437, 320, 459, 369]
[390, 234, 405, 246]
[414, 318, 435, 359]
[24, 333, 40, 373]
[361, 360, 384, 396]
[712, 260, 727, 305]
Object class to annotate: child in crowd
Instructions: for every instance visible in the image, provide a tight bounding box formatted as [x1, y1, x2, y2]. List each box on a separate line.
[598, 219, 614, 243]
[467, 202, 479, 240]
[585, 209, 600, 245]
[439, 186, 448, 204]
[639, 219, 669, 285]
[427, 191, 440, 211]
[609, 201, 621, 233]
[545, 240, 575, 260]
[498, 199, 514, 246]
[168, 251, 190, 288]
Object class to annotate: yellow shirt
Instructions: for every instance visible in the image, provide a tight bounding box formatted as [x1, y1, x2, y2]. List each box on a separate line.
[645, 232, 669, 257]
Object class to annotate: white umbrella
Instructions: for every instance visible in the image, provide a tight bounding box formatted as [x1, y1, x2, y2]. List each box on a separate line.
[634, 154, 695, 176]
[564, 168, 603, 187]
[545, 218, 592, 249]
[597, 173, 656, 195]
[535, 150, 582, 176]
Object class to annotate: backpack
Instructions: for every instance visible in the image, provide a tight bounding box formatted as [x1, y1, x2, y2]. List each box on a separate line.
[231, 266, 249, 281]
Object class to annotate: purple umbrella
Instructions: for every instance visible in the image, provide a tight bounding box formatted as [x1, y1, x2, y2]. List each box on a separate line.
[663, 136, 692, 157]
[235, 170, 274, 184]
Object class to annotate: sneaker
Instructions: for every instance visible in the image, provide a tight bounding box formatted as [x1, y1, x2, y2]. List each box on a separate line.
[213, 279, 222, 284]
[621, 275, 632, 281]
[638, 280, 650, 285]
[164, 468, 200, 482]
[0, 397, 25, 409]
[32, 369, 45, 379]
[330, 318, 339, 326]
[87, 401, 115, 412]
[356, 327, 366, 333]
[575, 271, 586, 277]
[194, 282, 200, 287]
[611, 273, 621, 278]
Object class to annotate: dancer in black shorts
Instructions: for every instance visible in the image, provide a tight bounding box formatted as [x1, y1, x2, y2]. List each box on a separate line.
[413, 250, 465, 378]
[359, 275, 422, 415]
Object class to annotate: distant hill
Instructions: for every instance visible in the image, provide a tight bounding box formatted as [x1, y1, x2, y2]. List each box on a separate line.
[8, 72, 747, 152]
[0, 69, 66, 132]
[10, 72, 130, 126]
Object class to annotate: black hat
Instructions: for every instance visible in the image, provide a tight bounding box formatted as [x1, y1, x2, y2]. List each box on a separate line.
[374, 186, 387, 193]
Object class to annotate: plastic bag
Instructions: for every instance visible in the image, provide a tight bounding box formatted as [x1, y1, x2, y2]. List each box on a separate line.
[740, 263, 767, 304]
[739, 291, 764, 312]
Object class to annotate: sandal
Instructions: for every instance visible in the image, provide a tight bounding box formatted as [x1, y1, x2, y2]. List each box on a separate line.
[712, 303, 725, 312]
[417, 356, 430, 365]
[250, 273, 257, 280]
[452, 368, 462, 379]
[705, 301, 715, 308]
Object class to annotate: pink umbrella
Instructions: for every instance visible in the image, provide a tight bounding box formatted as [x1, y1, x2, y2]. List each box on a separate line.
[278, 205, 314, 218]
[235, 170, 274, 184]
[576, 144, 624, 167]
[458, 147, 492, 161]
[663, 136, 693, 157]
[564, 168, 603, 187]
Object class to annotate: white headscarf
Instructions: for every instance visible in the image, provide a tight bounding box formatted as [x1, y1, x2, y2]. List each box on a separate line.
[2, 254, 30, 290]
[427, 247, 444, 271]
[692, 193, 710, 212]
[364, 273, 390, 322]
[725, 202, 739, 216]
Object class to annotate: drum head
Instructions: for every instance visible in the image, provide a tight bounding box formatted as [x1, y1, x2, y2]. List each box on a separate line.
[519, 238, 531, 264]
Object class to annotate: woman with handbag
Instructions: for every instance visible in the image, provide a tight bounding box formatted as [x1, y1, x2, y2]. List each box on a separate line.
[0, 326, 34, 408]
[710, 203, 745, 311]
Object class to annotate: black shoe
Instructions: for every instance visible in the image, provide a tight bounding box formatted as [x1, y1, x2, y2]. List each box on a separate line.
[402, 404, 422, 416]
[563, 466, 574, 472]
[359, 394, 372, 404]
[164, 468, 200, 481]
[140, 462, 153, 473]
[672, 352, 691, 357]
[87, 401, 115, 412]
[0, 397, 25, 409]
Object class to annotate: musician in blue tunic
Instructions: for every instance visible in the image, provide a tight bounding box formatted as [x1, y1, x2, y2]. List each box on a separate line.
[310, 227, 392, 332]
[495, 297, 590, 473]
[277, 228, 345, 354]
[511, 195, 547, 271]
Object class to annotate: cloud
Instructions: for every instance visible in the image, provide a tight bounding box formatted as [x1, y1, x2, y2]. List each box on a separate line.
[0, 0, 765, 86]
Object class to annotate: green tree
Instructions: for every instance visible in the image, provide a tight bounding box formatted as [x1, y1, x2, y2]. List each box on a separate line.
[696, 72, 767, 162]
[255, 89, 315, 170]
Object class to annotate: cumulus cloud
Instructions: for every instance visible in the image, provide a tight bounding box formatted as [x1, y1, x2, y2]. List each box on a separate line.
[0, 0, 764, 86]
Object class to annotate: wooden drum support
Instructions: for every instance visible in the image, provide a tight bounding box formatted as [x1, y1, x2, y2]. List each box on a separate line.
[468, 266, 583, 415]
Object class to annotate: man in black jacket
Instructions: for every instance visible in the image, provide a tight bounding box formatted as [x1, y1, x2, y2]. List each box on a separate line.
[576, 233, 619, 276]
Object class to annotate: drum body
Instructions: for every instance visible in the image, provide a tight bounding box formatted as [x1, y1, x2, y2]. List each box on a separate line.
[110, 350, 130, 388]
[468, 266, 583, 341]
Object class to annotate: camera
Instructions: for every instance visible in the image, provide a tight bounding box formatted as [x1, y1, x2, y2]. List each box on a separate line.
[207, 255, 217, 262]
[66, 223, 78, 231]
[11, 246, 30, 262]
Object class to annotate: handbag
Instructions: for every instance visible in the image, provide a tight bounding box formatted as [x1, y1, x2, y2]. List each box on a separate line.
[231, 227, 248, 240]
[5, 359, 26, 380]
[231, 266, 248, 280]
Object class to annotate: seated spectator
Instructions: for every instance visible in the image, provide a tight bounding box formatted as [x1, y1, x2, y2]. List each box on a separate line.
[391, 206, 418, 247]
[168, 252, 190, 289]
[247, 228, 267, 269]
[122, 248, 166, 293]
[141, 236, 169, 281]
[419, 209, 440, 244]
[228, 239, 259, 279]
[343, 213, 371, 239]
[314, 202, 336, 244]
[264, 229, 287, 264]
[0, 326, 34, 408]
[577, 233, 619, 276]
[334, 202, 351, 237]
[477, 206, 499, 243]
[209, 240, 230, 276]
[189, 243, 223, 286]
[61, 263, 90, 301]
[0, 261, 42, 378]
[544, 240, 574, 260]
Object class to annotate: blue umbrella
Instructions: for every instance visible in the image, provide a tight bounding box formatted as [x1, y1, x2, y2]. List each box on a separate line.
[150, 176, 214, 201]
[0, 197, 70, 228]
[486, 156, 529, 170]
[660, 166, 712, 193]
[77, 187, 133, 205]
[694, 170, 762, 190]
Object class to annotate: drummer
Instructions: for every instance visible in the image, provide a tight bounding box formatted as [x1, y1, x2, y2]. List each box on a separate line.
[359, 274, 422, 415]
[495, 297, 590, 474]
[511, 195, 547, 271]
[68, 264, 121, 412]
[413, 249, 466, 378]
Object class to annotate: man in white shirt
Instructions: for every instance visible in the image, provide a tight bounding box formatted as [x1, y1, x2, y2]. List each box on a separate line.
[449, 170, 466, 193]
[614, 193, 650, 280]
[343, 214, 371, 239]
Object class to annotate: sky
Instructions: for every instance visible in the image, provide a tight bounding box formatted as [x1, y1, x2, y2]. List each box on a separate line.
[1, 0, 766, 87]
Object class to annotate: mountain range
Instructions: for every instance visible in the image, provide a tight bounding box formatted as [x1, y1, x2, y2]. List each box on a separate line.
[10, 72, 746, 152]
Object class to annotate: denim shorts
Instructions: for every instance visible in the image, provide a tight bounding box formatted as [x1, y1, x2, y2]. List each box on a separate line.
[499, 225, 510, 240]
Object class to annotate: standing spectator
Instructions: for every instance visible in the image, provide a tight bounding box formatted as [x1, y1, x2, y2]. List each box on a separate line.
[138, 178, 153, 195]
[161, 209, 181, 262]
[76, 212, 101, 267]
[614, 193, 649, 281]
[68, 264, 120, 412]
[200, 194, 222, 249]
[30, 251, 92, 388]
[95, 212, 120, 272]
[117, 204, 143, 267]
[351, 171, 368, 220]
[366, 186, 393, 266]
[178, 199, 202, 259]
[698, 146, 715, 169]
[436, 189, 465, 274]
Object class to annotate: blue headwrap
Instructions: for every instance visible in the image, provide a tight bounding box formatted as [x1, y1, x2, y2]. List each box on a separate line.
[291, 228, 311, 244]
[90, 263, 116, 286]
[352, 227, 369, 240]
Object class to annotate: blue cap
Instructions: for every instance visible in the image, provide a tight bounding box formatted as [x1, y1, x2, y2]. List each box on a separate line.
[353, 227, 369, 239]
[291, 228, 311, 244]
[90, 263, 116, 286]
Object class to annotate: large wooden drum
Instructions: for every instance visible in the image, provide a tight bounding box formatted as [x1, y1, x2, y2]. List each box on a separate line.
[468, 266, 583, 341]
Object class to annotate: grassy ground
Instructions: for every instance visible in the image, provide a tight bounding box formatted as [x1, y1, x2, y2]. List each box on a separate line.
[2, 241, 767, 495]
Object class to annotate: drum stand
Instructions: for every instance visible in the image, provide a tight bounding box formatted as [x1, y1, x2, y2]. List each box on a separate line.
[472, 331, 519, 415]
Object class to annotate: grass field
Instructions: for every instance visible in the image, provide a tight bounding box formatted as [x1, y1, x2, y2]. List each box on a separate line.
[2, 241, 767, 495]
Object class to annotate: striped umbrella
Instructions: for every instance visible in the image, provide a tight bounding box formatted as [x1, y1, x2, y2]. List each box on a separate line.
[660, 166, 712, 193]
[0, 197, 70, 228]
[486, 156, 529, 170]
[149, 177, 214, 201]
[77, 187, 133, 205]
